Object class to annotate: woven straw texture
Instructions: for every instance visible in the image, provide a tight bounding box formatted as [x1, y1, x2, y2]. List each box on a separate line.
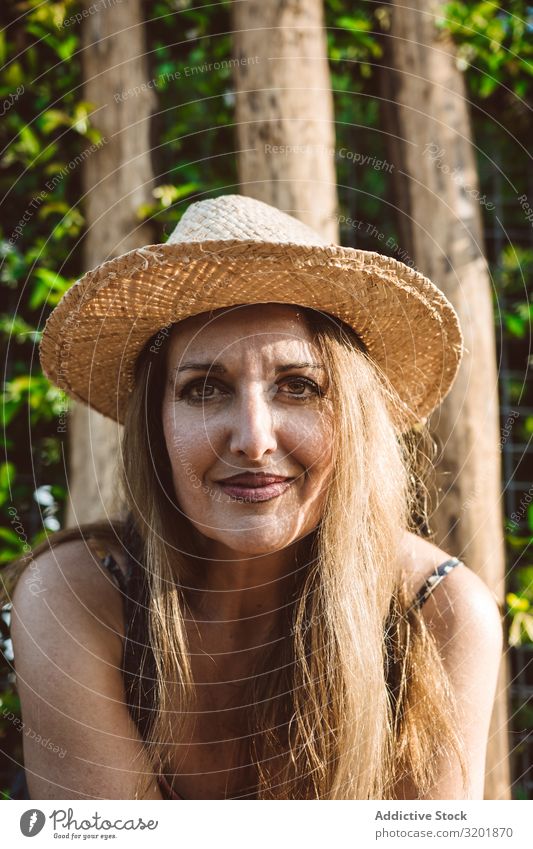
[39, 194, 464, 427]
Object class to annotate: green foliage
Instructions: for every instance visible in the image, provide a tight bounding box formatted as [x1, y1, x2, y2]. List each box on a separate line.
[0, 685, 23, 799]
[145, 0, 237, 241]
[136, 182, 200, 229]
[439, 1, 533, 103]
[505, 504, 533, 646]
[2, 375, 67, 428]
[506, 566, 533, 646]
[328, 7, 382, 75]
[494, 241, 533, 652]
[493, 246, 533, 340]
[324, 1, 392, 247]
[1, 1, 91, 795]
[1, 0, 83, 550]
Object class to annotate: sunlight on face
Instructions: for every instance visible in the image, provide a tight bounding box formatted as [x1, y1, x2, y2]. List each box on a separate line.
[161, 304, 334, 558]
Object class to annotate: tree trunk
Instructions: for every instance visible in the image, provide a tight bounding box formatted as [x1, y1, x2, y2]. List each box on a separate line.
[382, 0, 510, 799]
[231, 0, 338, 241]
[66, 0, 155, 526]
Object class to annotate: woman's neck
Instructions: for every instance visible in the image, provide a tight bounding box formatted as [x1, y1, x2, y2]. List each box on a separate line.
[182, 535, 311, 644]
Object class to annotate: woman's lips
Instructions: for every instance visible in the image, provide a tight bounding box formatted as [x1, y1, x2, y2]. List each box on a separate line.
[218, 478, 294, 501]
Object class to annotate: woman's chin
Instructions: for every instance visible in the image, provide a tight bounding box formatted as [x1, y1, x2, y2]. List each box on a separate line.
[195, 530, 297, 560]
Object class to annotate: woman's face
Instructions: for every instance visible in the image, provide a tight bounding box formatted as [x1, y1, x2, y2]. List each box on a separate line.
[161, 303, 334, 557]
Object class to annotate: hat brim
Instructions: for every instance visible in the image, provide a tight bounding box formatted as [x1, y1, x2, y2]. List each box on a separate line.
[38, 239, 464, 427]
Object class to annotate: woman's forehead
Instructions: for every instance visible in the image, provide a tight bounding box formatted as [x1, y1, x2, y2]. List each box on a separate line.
[167, 303, 317, 359]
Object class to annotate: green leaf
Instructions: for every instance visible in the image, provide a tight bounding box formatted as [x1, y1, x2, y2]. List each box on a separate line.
[335, 15, 371, 33]
[0, 462, 15, 492]
[2, 61, 24, 89]
[503, 313, 526, 338]
[154, 182, 199, 204]
[136, 202, 157, 222]
[478, 74, 498, 97]
[39, 109, 72, 134]
[514, 567, 533, 598]
[18, 124, 41, 159]
[0, 527, 20, 546]
[56, 34, 78, 62]
[0, 314, 40, 344]
[506, 592, 530, 613]
[72, 102, 99, 137]
[38, 201, 70, 218]
[29, 268, 70, 309]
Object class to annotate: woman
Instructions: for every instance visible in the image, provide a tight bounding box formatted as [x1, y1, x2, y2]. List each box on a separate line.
[7, 194, 502, 800]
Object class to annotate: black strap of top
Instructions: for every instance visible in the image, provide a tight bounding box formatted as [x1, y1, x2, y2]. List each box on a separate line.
[93, 544, 465, 742]
[88, 538, 131, 594]
[409, 557, 465, 612]
[100, 552, 130, 594]
[88, 535, 156, 742]
[95, 546, 466, 619]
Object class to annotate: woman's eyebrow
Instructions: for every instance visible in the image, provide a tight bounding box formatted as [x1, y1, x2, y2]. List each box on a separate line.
[172, 361, 326, 376]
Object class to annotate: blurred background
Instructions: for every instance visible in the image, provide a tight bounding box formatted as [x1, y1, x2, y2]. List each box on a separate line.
[0, 0, 531, 800]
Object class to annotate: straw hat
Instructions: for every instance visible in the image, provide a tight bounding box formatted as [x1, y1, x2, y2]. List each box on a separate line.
[39, 193, 464, 427]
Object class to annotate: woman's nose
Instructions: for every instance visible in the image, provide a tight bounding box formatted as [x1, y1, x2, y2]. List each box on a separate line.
[228, 382, 277, 460]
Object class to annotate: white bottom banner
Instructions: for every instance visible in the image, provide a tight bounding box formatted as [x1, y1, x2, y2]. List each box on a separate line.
[3, 800, 531, 849]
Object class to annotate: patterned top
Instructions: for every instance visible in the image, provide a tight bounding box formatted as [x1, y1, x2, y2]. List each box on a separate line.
[89, 536, 464, 800]
[407, 556, 465, 611]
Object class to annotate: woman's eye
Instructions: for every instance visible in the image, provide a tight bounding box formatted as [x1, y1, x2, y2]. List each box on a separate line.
[277, 377, 322, 399]
[180, 380, 225, 403]
[179, 377, 321, 404]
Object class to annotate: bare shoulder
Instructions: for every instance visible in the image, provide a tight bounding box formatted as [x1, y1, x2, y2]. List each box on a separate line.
[12, 535, 127, 646]
[396, 531, 504, 798]
[399, 530, 503, 682]
[10, 536, 161, 799]
[399, 530, 502, 629]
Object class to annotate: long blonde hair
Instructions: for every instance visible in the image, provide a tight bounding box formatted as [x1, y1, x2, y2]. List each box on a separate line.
[3, 306, 468, 799]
